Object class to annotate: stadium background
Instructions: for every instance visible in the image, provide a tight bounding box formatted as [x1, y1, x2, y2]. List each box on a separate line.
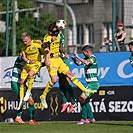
[0, 0, 133, 122]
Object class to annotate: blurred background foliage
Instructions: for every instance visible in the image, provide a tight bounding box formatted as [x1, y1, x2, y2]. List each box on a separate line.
[0, 0, 56, 56]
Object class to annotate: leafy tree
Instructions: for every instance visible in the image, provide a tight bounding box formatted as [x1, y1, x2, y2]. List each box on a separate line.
[0, 0, 56, 56]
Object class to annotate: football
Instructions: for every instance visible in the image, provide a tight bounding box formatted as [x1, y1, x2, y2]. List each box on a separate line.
[56, 19, 67, 30]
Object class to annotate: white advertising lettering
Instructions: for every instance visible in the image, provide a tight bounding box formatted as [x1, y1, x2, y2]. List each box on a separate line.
[3, 98, 133, 113]
[117, 60, 133, 78]
[109, 101, 133, 113]
[98, 67, 110, 78]
[71, 67, 110, 79]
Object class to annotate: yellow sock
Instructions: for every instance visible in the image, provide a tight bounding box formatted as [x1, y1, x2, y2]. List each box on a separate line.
[20, 85, 25, 99]
[71, 76, 87, 92]
[24, 85, 27, 93]
[42, 81, 53, 98]
[27, 77, 34, 92]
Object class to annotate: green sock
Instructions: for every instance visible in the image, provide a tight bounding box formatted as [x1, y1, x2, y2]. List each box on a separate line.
[86, 102, 94, 119]
[66, 85, 75, 104]
[28, 104, 34, 120]
[81, 103, 87, 120]
[17, 108, 22, 117]
[60, 85, 67, 104]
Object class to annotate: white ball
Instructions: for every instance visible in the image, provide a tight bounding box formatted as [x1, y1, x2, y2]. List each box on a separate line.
[56, 19, 67, 30]
[5, 118, 14, 123]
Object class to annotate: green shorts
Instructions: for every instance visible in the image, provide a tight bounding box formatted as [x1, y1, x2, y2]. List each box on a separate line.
[86, 82, 99, 98]
[11, 81, 32, 97]
[11, 81, 20, 96]
[86, 82, 99, 91]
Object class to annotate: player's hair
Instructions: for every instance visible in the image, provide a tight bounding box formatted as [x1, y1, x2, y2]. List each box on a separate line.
[48, 22, 58, 32]
[21, 32, 30, 40]
[81, 45, 93, 52]
[128, 41, 133, 46]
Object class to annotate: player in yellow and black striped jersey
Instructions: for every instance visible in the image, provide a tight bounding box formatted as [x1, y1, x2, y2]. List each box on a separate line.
[40, 22, 91, 109]
[17, 32, 44, 111]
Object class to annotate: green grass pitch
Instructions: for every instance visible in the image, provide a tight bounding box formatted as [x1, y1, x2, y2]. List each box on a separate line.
[0, 121, 133, 133]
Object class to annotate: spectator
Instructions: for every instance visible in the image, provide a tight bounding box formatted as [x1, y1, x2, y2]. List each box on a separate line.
[115, 22, 127, 51]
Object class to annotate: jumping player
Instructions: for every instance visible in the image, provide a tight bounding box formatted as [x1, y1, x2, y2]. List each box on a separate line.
[40, 22, 91, 109]
[17, 32, 43, 110]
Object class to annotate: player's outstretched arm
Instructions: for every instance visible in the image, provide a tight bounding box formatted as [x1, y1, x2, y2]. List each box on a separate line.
[71, 56, 82, 66]
[74, 53, 92, 66]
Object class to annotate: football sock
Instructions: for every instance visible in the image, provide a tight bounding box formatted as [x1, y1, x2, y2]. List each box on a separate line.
[24, 85, 28, 92]
[27, 76, 34, 92]
[66, 85, 75, 104]
[70, 76, 87, 92]
[42, 81, 53, 98]
[86, 102, 94, 119]
[81, 103, 87, 120]
[60, 85, 67, 104]
[20, 85, 25, 99]
[17, 108, 22, 117]
[29, 104, 34, 120]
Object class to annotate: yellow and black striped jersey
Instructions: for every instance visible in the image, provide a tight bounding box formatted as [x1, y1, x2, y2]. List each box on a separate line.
[43, 34, 61, 57]
[21, 40, 43, 62]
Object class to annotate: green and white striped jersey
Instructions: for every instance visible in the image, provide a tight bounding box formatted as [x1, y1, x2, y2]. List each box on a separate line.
[60, 31, 65, 47]
[129, 55, 133, 66]
[60, 31, 66, 58]
[59, 31, 70, 67]
[84, 55, 99, 83]
[11, 56, 25, 83]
